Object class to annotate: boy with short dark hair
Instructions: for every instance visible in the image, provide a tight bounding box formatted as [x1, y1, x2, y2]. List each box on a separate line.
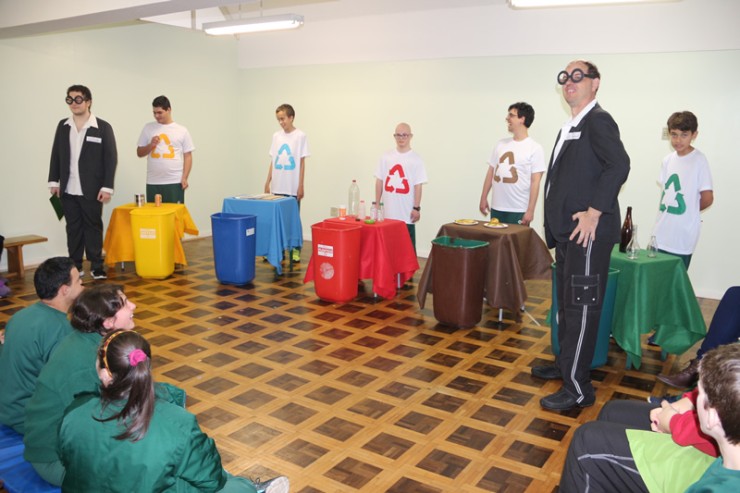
[652, 111, 713, 269]
[264, 103, 310, 263]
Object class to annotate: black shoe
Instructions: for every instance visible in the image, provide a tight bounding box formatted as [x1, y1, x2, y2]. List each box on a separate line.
[531, 364, 561, 380]
[657, 358, 699, 389]
[540, 388, 595, 411]
[91, 269, 108, 280]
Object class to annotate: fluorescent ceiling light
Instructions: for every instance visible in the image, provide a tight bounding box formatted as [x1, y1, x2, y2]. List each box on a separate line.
[509, 0, 678, 7]
[203, 14, 303, 35]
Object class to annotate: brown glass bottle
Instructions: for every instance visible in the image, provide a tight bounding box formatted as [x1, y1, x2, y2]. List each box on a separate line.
[619, 206, 633, 253]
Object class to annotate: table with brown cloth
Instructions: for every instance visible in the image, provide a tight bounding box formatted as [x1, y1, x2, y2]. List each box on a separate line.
[417, 222, 553, 319]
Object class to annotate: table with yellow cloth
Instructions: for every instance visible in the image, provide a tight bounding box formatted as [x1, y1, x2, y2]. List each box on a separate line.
[609, 246, 706, 369]
[103, 203, 199, 267]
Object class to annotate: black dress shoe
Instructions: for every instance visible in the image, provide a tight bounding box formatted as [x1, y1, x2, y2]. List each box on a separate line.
[531, 364, 561, 380]
[540, 388, 595, 411]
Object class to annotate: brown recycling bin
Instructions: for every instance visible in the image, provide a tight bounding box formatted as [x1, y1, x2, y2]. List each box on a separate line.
[431, 236, 488, 328]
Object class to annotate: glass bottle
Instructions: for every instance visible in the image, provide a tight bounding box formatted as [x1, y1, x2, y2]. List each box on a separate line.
[626, 224, 640, 259]
[647, 235, 659, 258]
[357, 200, 366, 221]
[348, 180, 360, 217]
[377, 202, 385, 222]
[370, 201, 378, 221]
[619, 206, 633, 253]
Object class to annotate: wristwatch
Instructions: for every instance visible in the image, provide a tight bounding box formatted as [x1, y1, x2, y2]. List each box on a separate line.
[413, 206, 421, 211]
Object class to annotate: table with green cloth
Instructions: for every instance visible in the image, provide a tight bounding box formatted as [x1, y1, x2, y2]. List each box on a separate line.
[609, 246, 706, 369]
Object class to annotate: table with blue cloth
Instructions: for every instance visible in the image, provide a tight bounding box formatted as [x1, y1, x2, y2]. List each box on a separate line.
[609, 246, 706, 369]
[222, 196, 303, 275]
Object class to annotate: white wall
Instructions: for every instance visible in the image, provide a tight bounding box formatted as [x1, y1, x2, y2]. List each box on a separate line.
[0, 23, 239, 275]
[236, 51, 740, 299]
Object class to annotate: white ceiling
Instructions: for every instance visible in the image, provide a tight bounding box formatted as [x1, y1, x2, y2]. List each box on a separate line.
[0, 0, 506, 38]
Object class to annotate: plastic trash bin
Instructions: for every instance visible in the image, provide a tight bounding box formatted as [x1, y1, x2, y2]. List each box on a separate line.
[211, 213, 256, 285]
[549, 262, 620, 369]
[431, 236, 489, 328]
[311, 221, 362, 303]
[130, 207, 175, 279]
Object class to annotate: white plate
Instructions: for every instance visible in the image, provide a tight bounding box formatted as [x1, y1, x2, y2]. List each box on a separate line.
[483, 222, 508, 229]
[454, 219, 478, 226]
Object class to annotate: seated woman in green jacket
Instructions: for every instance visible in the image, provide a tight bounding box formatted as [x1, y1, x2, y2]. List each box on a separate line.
[59, 330, 290, 493]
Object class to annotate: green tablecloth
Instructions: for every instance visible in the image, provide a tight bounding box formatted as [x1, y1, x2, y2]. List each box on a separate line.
[610, 246, 706, 369]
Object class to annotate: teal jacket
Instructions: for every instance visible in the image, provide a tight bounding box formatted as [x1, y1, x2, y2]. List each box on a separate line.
[23, 330, 102, 462]
[60, 393, 227, 492]
[0, 302, 73, 433]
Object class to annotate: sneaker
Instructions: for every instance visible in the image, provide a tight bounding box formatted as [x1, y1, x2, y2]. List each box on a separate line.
[647, 393, 682, 406]
[78, 270, 85, 278]
[253, 476, 290, 493]
[0, 282, 11, 298]
[291, 249, 301, 263]
[91, 269, 108, 280]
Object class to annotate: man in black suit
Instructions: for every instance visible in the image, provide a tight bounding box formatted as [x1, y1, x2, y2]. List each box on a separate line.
[533, 61, 630, 411]
[48, 85, 117, 280]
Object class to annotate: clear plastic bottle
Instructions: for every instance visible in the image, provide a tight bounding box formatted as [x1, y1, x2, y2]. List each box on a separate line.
[370, 201, 378, 221]
[357, 200, 366, 221]
[377, 202, 385, 222]
[647, 235, 658, 258]
[348, 180, 360, 217]
[626, 224, 640, 259]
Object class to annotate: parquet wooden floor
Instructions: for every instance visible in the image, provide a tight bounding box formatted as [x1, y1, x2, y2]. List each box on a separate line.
[0, 238, 717, 493]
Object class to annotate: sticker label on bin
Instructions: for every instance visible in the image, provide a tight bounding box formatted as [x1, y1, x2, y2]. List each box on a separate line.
[246, 227, 255, 236]
[317, 244, 334, 258]
[320, 262, 335, 280]
[139, 228, 157, 239]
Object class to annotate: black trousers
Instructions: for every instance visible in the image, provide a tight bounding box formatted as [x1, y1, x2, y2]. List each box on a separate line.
[560, 400, 656, 492]
[61, 193, 104, 270]
[554, 239, 614, 403]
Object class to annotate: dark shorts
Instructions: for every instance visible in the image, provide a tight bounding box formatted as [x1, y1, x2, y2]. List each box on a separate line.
[490, 209, 524, 225]
[147, 183, 184, 204]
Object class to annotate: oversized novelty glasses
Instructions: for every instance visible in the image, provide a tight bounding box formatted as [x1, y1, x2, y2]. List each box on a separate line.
[393, 133, 412, 139]
[65, 95, 88, 105]
[557, 68, 597, 85]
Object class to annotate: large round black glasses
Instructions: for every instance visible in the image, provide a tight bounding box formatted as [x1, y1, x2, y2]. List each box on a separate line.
[557, 68, 597, 85]
[65, 96, 88, 105]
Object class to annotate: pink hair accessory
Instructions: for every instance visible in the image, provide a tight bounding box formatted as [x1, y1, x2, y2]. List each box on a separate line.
[128, 349, 148, 367]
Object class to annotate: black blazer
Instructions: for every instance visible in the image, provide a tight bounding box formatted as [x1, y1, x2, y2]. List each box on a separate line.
[543, 103, 630, 248]
[48, 116, 118, 201]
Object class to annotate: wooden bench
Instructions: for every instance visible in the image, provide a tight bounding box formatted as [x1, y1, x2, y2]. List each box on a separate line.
[3, 235, 48, 279]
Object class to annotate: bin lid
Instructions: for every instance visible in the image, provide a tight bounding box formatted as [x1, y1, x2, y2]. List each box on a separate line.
[432, 236, 488, 249]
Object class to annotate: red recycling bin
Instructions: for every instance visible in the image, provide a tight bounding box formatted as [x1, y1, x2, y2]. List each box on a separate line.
[310, 220, 362, 303]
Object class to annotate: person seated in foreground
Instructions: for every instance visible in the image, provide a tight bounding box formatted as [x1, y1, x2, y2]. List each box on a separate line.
[0, 257, 83, 433]
[559, 343, 740, 492]
[59, 330, 289, 493]
[23, 284, 136, 485]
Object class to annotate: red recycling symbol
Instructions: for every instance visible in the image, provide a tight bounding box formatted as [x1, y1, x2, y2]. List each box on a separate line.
[384, 164, 410, 194]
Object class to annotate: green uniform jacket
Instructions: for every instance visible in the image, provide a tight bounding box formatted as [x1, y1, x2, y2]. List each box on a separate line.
[0, 302, 73, 433]
[23, 330, 102, 463]
[60, 393, 227, 492]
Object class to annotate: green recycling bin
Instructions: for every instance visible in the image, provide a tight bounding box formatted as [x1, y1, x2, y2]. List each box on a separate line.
[431, 236, 489, 328]
[549, 262, 619, 369]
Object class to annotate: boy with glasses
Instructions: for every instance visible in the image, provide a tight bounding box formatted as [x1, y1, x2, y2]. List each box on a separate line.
[48, 85, 118, 280]
[375, 123, 428, 251]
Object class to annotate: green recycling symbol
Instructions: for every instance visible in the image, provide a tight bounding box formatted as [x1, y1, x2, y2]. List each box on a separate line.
[659, 173, 686, 215]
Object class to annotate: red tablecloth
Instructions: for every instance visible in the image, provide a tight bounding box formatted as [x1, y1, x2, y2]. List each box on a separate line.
[304, 218, 419, 299]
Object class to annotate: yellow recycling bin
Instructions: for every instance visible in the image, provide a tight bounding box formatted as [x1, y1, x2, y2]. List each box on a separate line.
[130, 207, 176, 279]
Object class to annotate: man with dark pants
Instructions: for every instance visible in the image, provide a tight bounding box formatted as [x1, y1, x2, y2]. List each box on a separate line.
[48, 85, 118, 280]
[533, 60, 630, 411]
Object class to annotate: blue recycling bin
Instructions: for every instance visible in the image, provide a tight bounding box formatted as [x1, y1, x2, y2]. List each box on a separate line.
[211, 213, 256, 285]
[549, 263, 619, 369]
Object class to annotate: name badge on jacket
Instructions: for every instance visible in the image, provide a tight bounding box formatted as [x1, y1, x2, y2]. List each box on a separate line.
[564, 131, 581, 141]
[86, 136, 102, 143]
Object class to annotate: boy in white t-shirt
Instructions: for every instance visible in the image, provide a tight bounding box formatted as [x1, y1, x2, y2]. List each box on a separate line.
[136, 96, 194, 204]
[375, 122, 427, 251]
[264, 103, 310, 263]
[652, 111, 714, 269]
[479, 102, 546, 226]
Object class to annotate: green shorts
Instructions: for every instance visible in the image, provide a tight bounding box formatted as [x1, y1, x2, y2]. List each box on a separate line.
[490, 209, 524, 225]
[147, 183, 184, 204]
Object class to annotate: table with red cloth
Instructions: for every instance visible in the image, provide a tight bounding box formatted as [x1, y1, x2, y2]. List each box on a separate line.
[304, 218, 419, 299]
[103, 203, 199, 267]
[417, 222, 553, 318]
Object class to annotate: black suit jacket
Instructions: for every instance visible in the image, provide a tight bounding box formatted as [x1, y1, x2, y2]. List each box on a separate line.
[543, 103, 630, 248]
[48, 116, 118, 201]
